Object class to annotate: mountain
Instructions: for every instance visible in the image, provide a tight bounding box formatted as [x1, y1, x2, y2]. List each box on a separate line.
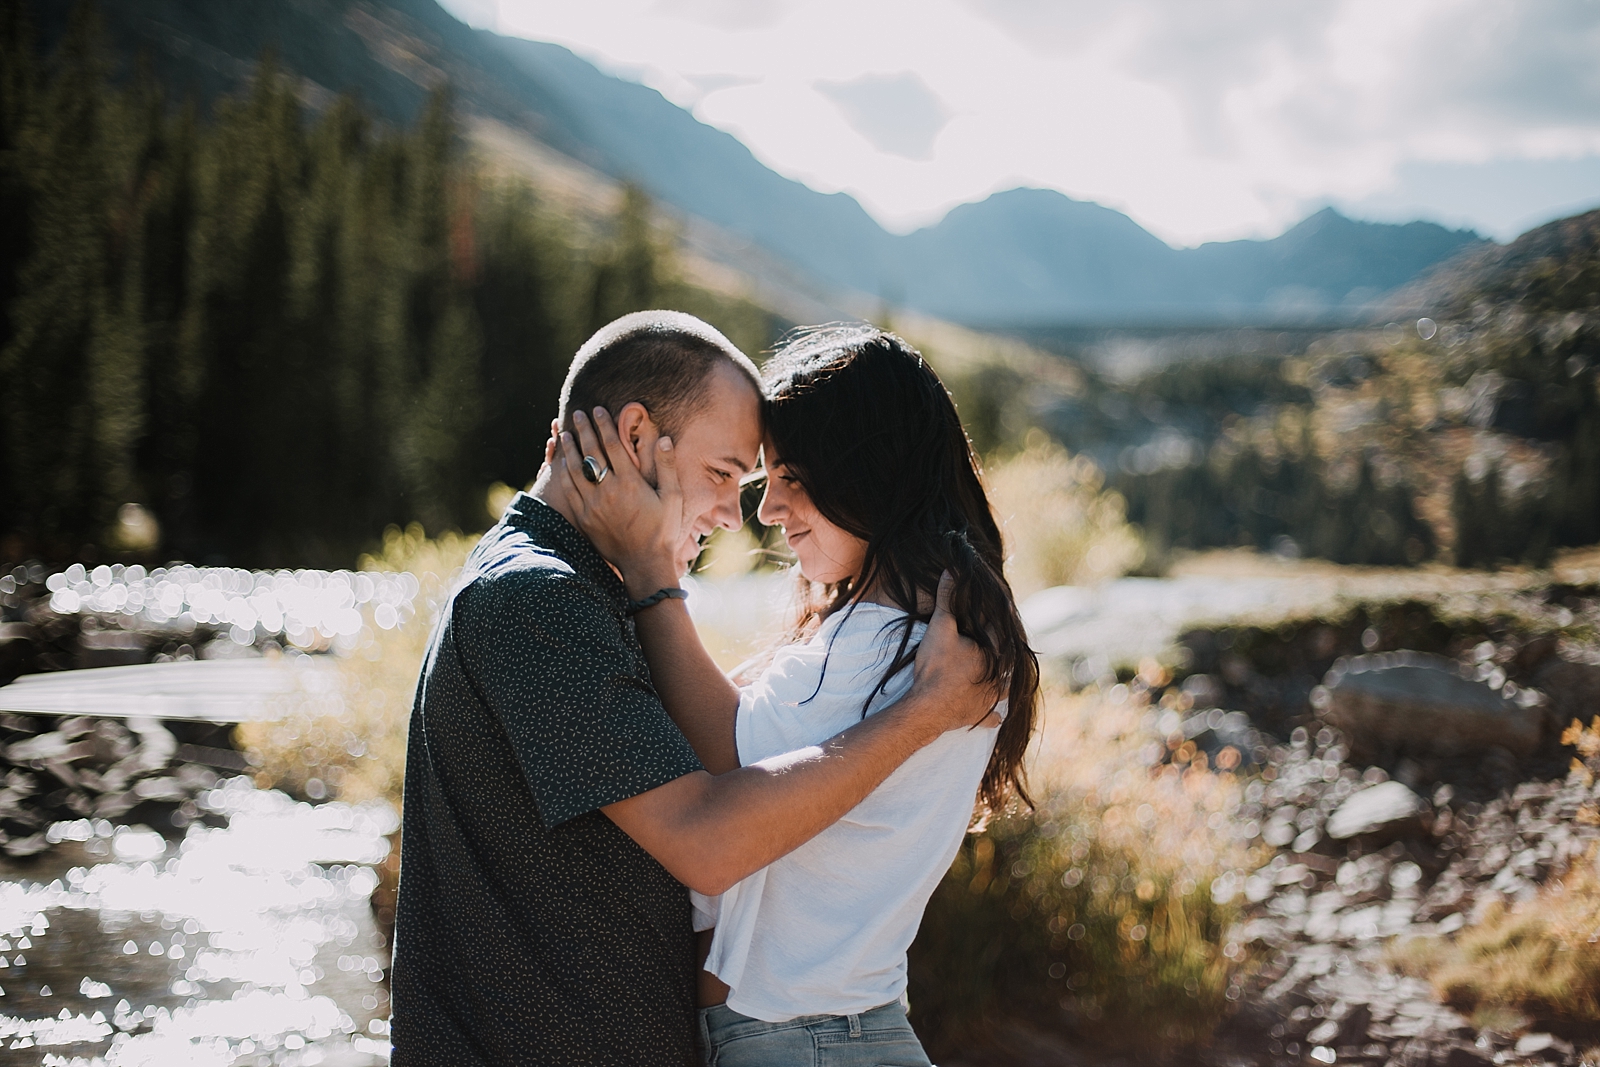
[482, 35, 897, 300]
[1389, 207, 1600, 318]
[478, 30, 1486, 325]
[26, 0, 1487, 326]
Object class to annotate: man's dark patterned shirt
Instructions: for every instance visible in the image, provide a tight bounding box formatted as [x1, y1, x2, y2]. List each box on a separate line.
[390, 493, 704, 1066]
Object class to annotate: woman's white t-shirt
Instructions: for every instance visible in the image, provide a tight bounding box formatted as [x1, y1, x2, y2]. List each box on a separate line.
[691, 602, 998, 1023]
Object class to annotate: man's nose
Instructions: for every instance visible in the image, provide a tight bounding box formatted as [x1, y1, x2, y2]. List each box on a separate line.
[713, 481, 743, 532]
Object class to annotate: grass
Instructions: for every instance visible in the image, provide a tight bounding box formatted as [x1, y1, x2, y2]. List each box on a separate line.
[236, 522, 477, 808]
[1383, 718, 1600, 1031]
[1392, 851, 1600, 1026]
[908, 681, 1254, 1057]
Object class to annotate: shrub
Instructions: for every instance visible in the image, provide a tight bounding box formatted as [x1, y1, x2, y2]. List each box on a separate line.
[908, 685, 1251, 1057]
[236, 522, 476, 806]
[984, 432, 1145, 597]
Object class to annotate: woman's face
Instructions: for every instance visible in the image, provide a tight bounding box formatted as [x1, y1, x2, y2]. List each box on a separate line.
[756, 438, 868, 586]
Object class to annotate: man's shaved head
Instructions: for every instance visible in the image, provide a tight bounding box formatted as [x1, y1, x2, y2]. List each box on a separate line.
[559, 311, 762, 436]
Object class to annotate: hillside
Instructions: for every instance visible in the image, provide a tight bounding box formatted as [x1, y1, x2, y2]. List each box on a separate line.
[23, 0, 1485, 326]
[1074, 209, 1600, 568]
[1391, 207, 1600, 317]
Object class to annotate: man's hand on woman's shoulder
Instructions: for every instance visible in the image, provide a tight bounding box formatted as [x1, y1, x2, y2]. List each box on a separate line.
[910, 572, 1004, 732]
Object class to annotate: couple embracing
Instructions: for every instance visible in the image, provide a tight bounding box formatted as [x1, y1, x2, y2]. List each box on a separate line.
[390, 311, 1040, 1066]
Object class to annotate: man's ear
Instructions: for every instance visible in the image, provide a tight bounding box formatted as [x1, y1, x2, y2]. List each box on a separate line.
[612, 401, 661, 477]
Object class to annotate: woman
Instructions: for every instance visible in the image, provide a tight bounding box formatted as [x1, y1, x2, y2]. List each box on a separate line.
[554, 324, 1039, 1066]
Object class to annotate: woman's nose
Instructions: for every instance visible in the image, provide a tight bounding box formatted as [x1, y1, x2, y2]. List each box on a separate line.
[756, 482, 783, 527]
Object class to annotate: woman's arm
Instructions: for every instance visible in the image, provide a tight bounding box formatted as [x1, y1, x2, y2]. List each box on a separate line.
[553, 411, 741, 773]
[624, 595, 740, 774]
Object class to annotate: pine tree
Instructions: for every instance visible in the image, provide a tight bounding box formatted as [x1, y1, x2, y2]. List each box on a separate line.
[0, 5, 117, 553]
[0, 21, 778, 568]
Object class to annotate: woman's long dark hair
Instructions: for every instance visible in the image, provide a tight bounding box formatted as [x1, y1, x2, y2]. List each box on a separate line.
[762, 324, 1040, 816]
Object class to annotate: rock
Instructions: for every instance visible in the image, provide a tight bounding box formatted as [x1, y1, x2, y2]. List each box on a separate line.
[2, 831, 48, 856]
[1339, 903, 1387, 941]
[1532, 658, 1600, 732]
[76, 629, 153, 669]
[1305, 891, 1345, 941]
[1337, 854, 1393, 902]
[132, 776, 187, 802]
[1387, 1038, 1494, 1067]
[5, 731, 94, 764]
[1308, 1018, 1341, 1044]
[1438, 1044, 1494, 1067]
[1328, 782, 1429, 840]
[1337, 1003, 1374, 1045]
[1514, 1033, 1572, 1057]
[0, 622, 38, 685]
[1323, 652, 1542, 759]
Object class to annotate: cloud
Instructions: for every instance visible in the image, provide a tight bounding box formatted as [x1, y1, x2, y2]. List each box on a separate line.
[815, 72, 953, 161]
[1341, 156, 1600, 241]
[683, 72, 760, 94]
[651, 0, 797, 31]
[483, 0, 1600, 244]
[964, 0, 1600, 163]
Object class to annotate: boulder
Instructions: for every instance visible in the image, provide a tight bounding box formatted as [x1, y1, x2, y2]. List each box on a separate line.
[0, 622, 38, 685]
[1321, 652, 1541, 759]
[77, 629, 152, 669]
[1327, 781, 1429, 840]
[1533, 657, 1600, 730]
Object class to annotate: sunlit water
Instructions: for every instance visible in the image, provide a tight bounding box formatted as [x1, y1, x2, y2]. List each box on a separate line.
[26, 563, 423, 652]
[0, 778, 396, 1066]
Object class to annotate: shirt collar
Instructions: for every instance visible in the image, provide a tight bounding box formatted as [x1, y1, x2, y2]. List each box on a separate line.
[503, 493, 629, 614]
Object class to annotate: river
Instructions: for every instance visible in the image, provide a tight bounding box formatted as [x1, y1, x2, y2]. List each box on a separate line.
[0, 778, 395, 1065]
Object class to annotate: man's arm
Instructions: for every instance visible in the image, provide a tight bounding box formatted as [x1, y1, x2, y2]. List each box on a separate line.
[604, 573, 996, 896]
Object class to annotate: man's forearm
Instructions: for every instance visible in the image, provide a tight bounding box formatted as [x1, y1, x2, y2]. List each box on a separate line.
[606, 685, 949, 896]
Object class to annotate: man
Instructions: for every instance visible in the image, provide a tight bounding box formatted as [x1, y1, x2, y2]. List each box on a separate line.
[390, 311, 996, 1066]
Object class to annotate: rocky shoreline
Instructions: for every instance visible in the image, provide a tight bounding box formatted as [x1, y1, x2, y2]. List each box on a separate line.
[1178, 587, 1600, 1066]
[1210, 729, 1600, 1066]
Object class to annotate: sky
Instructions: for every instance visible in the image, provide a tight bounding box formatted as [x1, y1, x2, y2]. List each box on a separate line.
[440, 0, 1600, 247]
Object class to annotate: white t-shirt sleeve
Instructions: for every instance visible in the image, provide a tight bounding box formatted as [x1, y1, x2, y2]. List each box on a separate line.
[690, 890, 719, 932]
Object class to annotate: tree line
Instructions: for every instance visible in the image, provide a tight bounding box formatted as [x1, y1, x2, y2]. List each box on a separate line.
[0, 3, 776, 568]
[1109, 309, 1600, 569]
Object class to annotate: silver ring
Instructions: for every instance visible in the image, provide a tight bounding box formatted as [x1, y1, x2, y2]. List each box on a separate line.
[582, 456, 609, 484]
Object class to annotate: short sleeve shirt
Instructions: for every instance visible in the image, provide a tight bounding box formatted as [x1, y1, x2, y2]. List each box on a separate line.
[390, 494, 705, 1067]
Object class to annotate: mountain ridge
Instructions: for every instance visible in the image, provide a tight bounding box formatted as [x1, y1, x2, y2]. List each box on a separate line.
[28, 0, 1489, 325]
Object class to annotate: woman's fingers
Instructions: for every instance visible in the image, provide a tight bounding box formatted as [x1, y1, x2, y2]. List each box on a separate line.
[556, 430, 591, 506]
[656, 435, 680, 496]
[590, 407, 629, 467]
[570, 410, 610, 479]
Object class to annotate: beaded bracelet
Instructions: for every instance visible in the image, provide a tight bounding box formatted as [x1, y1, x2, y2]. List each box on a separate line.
[625, 587, 688, 615]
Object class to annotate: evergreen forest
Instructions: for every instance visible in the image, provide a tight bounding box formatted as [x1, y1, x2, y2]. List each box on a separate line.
[0, 3, 776, 568]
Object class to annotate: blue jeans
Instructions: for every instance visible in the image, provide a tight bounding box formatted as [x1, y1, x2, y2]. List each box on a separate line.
[697, 1000, 934, 1067]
